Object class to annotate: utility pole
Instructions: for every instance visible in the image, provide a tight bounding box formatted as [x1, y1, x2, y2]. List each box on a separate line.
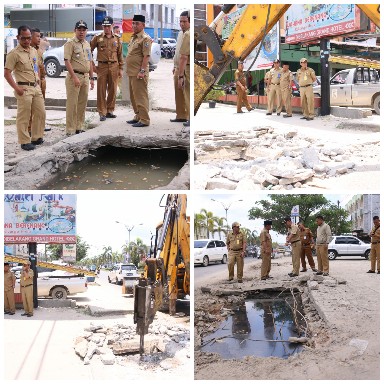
[320, 38, 330, 116]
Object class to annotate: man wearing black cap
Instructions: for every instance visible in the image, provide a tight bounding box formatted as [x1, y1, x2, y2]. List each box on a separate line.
[280, 62, 293, 118]
[126, 15, 152, 127]
[90, 16, 123, 121]
[265, 59, 283, 115]
[4, 262, 16, 315]
[284, 217, 301, 277]
[235, 61, 254, 113]
[64, 20, 94, 135]
[260, 220, 273, 280]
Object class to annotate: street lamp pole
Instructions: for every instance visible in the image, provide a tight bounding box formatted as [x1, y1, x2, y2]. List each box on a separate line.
[211, 198, 243, 233]
[115, 221, 143, 262]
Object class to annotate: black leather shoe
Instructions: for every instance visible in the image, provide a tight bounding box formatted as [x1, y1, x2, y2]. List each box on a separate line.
[283, 114, 292, 118]
[75, 130, 86, 134]
[31, 138, 44, 145]
[261, 277, 267, 280]
[21, 313, 28, 316]
[170, 118, 187, 122]
[106, 113, 117, 118]
[289, 273, 298, 277]
[316, 271, 323, 275]
[237, 110, 244, 113]
[238, 280, 243, 283]
[126, 119, 139, 124]
[44, 127, 51, 132]
[300, 269, 307, 272]
[267, 276, 273, 279]
[100, 115, 107, 121]
[306, 117, 314, 120]
[21, 143, 36, 151]
[300, 116, 308, 119]
[266, 112, 272, 115]
[312, 268, 318, 272]
[183, 121, 190, 127]
[277, 112, 281, 116]
[367, 270, 375, 273]
[378, 271, 380, 274]
[27, 314, 33, 317]
[132, 122, 149, 127]
[9, 312, 15, 315]
[322, 273, 329, 276]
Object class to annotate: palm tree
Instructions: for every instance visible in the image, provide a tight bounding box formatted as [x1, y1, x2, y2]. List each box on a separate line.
[194, 213, 206, 239]
[213, 217, 227, 240]
[101, 245, 113, 266]
[240, 227, 252, 244]
[200, 209, 217, 238]
[129, 237, 148, 266]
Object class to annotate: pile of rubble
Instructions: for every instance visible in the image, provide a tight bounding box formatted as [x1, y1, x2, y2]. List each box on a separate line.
[74, 321, 190, 367]
[194, 126, 379, 190]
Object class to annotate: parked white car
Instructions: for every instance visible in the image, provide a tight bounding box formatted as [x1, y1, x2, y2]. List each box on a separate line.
[194, 239, 228, 267]
[327, 235, 371, 260]
[14, 270, 88, 300]
[107, 263, 139, 285]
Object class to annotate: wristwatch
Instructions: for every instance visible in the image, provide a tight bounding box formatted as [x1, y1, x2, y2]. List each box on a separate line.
[139, 69, 145, 74]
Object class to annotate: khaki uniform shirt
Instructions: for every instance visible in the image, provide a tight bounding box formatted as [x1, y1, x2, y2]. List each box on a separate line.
[173, 30, 183, 68]
[31, 44, 46, 79]
[235, 69, 246, 86]
[266, 67, 283, 84]
[370, 225, 380, 243]
[288, 224, 300, 243]
[5, 45, 39, 83]
[299, 227, 313, 247]
[179, 29, 190, 65]
[64, 37, 92, 74]
[126, 30, 152, 76]
[316, 222, 332, 244]
[20, 269, 34, 287]
[280, 70, 293, 90]
[297, 67, 316, 86]
[90, 32, 123, 69]
[4, 271, 16, 292]
[226, 231, 245, 251]
[260, 228, 272, 253]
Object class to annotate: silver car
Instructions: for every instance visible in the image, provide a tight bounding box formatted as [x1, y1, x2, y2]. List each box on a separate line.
[327, 235, 371, 260]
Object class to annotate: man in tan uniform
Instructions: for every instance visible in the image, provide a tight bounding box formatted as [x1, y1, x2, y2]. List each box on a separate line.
[126, 15, 152, 128]
[235, 61, 254, 113]
[284, 217, 302, 277]
[4, 262, 16, 315]
[281, 62, 293, 118]
[64, 20, 94, 135]
[367, 216, 380, 274]
[226, 222, 246, 283]
[20, 261, 34, 317]
[171, 11, 189, 123]
[298, 222, 317, 272]
[297, 57, 317, 120]
[4, 25, 46, 151]
[315, 215, 332, 276]
[265, 59, 283, 115]
[260, 220, 273, 280]
[178, 11, 190, 129]
[91, 16, 123, 121]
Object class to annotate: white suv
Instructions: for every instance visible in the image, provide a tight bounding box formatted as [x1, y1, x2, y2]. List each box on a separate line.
[194, 239, 228, 267]
[107, 263, 139, 285]
[327, 236, 371, 260]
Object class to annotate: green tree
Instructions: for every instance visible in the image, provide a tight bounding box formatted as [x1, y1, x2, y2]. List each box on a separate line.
[46, 235, 90, 263]
[248, 195, 351, 235]
[101, 245, 113, 266]
[200, 209, 217, 238]
[129, 237, 148, 266]
[194, 213, 206, 239]
[213, 216, 227, 240]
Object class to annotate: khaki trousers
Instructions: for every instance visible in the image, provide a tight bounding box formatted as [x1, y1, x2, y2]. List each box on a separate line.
[236, 85, 252, 112]
[228, 251, 244, 280]
[15, 85, 45, 144]
[129, 75, 150, 125]
[65, 73, 89, 134]
[300, 245, 316, 270]
[291, 241, 302, 275]
[21, 285, 34, 315]
[183, 64, 190, 120]
[173, 68, 188, 119]
[281, 87, 292, 115]
[300, 86, 315, 118]
[28, 79, 46, 133]
[96, 63, 119, 115]
[316, 244, 329, 273]
[267, 83, 282, 113]
[4, 289, 16, 313]
[260, 250, 271, 279]
[370, 243, 380, 271]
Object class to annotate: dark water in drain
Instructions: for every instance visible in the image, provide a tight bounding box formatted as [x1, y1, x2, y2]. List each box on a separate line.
[201, 298, 304, 359]
[40, 146, 188, 190]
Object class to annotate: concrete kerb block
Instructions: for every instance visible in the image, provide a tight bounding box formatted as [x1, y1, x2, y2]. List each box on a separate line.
[331, 106, 372, 119]
[38, 299, 76, 308]
[307, 289, 329, 326]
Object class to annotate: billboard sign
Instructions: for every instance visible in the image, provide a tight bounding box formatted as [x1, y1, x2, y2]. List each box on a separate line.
[4, 194, 77, 244]
[285, 4, 363, 44]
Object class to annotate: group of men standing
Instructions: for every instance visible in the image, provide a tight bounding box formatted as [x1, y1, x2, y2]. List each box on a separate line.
[4, 11, 190, 150]
[235, 57, 317, 120]
[226, 215, 380, 283]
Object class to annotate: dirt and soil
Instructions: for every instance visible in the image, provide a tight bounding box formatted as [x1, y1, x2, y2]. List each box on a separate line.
[194, 257, 380, 380]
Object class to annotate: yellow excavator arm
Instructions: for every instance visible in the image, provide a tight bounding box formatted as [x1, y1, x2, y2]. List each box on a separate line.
[194, 4, 380, 115]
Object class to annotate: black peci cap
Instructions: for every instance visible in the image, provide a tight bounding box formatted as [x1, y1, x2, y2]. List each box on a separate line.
[133, 14, 145, 23]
